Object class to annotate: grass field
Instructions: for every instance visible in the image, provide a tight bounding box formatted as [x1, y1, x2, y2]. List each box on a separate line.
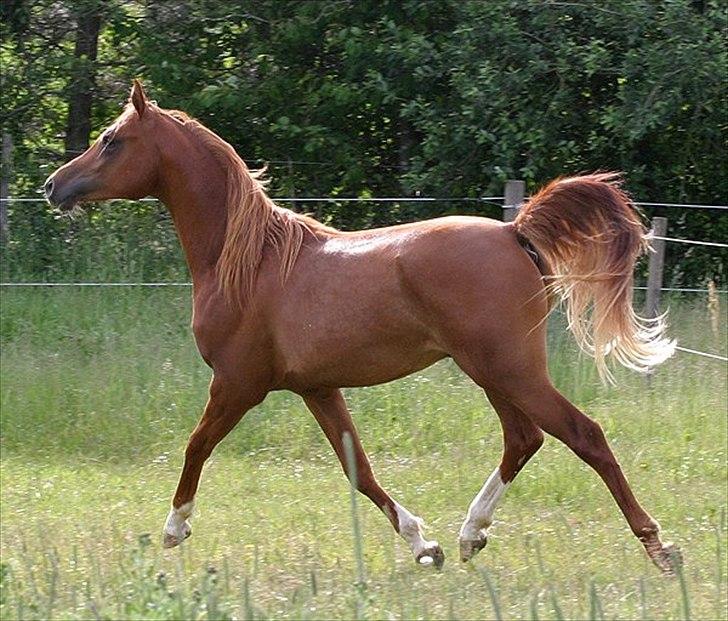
[1, 288, 726, 620]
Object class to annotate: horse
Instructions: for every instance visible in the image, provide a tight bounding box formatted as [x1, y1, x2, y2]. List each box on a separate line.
[44, 80, 679, 573]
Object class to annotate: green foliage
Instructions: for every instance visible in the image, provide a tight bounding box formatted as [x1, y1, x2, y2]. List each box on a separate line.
[0, 201, 186, 282]
[1, 0, 726, 284]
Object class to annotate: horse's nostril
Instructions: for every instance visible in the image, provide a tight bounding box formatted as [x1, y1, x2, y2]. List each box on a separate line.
[44, 177, 55, 200]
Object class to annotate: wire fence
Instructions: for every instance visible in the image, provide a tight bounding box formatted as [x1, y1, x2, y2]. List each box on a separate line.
[634, 202, 728, 210]
[3, 196, 507, 203]
[2, 196, 728, 210]
[633, 286, 728, 293]
[641, 232, 727, 362]
[652, 235, 728, 248]
[674, 346, 727, 362]
[2, 283, 726, 294]
[0, 282, 192, 286]
[2, 280, 724, 363]
[1, 194, 725, 363]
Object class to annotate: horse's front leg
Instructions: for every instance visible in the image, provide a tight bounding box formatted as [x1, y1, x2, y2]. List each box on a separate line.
[163, 374, 266, 548]
[302, 389, 444, 568]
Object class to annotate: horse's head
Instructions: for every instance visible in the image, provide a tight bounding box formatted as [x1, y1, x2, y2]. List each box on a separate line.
[45, 80, 161, 212]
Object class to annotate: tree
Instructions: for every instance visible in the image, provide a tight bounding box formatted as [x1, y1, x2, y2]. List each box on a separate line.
[64, 1, 102, 160]
[0, 0, 725, 284]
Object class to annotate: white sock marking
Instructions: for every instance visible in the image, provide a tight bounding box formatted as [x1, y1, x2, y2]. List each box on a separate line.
[164, 500, 194, 540]
[393, 502, 435, 558]
[459, 467, 510, 541]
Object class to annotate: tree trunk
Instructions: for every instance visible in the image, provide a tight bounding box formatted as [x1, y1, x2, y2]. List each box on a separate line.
[397, 116, 415, 194]
[64, 4, 101, 161]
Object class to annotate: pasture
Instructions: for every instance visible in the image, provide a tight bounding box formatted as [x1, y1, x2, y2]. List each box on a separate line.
[1, 287, 726, 620]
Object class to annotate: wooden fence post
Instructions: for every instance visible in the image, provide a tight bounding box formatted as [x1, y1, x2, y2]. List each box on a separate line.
[503, 180, 525, 222]
[0, 131, 12, 242]
[645, 216, 667, 318]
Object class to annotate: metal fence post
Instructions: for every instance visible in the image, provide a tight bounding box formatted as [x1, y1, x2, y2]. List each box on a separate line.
[503, 180, 525, 222]
[645, 216, 668, 318]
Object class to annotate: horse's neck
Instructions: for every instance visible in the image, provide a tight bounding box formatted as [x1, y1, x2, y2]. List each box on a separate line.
[156, 141, 229, 284]
[155, 127, 332, 292]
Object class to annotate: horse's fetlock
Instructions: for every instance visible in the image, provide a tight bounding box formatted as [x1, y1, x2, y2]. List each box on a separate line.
[636, 520, 661, 540]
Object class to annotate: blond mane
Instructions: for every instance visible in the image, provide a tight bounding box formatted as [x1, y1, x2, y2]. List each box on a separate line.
[169, 111, 327, 307]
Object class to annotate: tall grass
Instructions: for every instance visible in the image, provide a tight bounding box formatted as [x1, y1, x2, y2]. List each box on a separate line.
[343, 432, 367, 620]
[1, 288, 726, 619]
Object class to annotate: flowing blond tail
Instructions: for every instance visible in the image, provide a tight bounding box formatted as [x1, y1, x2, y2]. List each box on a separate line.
[514, 172, 675, 382]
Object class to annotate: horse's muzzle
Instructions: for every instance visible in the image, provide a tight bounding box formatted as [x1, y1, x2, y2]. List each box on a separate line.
[44, 174, 96, 212]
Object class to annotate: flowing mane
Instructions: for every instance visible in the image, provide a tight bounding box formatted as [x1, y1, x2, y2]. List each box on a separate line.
[167, 109, 327, 306]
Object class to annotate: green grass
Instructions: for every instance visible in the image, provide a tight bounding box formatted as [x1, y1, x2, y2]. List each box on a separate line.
[1, 289, 726, 620]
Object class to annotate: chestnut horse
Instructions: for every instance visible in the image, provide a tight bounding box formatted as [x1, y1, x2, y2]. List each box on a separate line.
[45, 81, 679, 573]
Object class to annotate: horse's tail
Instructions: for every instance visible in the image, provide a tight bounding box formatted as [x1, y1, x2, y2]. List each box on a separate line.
[514, 172, 675, 381]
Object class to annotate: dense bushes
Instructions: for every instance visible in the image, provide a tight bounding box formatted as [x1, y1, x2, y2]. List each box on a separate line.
[1, 1, 725, 284]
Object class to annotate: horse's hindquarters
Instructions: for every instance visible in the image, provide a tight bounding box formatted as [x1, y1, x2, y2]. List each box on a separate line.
[396, 220, 551, 384]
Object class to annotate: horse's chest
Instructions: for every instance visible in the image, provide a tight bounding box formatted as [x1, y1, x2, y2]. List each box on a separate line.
[190, 295, 269, 371]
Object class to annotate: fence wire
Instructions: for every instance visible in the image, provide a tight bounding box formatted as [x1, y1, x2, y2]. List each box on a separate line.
[3, 283, 726, 294]
[2, 196, 728, 209]
[653, 235, 728, 248]
[633, 286, 728, 294]
[675, 346, 728, 362]
[1, 284, 724, 363]
[2, 195, 725, 365]
[0, 282, 191, 286]
[3, 196, 509, 203]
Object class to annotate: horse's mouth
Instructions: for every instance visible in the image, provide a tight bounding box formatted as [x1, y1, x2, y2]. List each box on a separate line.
[45, 172, 98, 213]
[56, 195, 81, 213]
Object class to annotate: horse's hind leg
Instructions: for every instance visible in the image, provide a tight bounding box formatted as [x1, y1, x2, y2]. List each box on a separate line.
[459, 392, 544, 561]
[508, 380, 680, 574]
[303, 389, 444, 568]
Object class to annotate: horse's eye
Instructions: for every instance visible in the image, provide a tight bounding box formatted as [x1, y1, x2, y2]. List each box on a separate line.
[101, 132, 120, 153]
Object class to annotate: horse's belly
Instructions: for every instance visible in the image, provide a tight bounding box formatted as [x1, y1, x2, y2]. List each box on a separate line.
[276, 332, 446, 390]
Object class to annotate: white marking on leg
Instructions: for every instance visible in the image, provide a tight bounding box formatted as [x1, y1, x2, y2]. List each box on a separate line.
[459, 467, 510, 541]
[393, 502, 436, 559]
[163, 500, 194, 547]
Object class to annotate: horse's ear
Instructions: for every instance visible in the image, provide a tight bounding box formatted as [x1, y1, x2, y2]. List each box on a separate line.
[130, 79, 148, 118]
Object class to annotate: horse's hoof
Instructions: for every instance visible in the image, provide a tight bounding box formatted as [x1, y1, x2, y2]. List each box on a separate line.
[162, 523, 192, 549]
[459, 532, 488, 562]
[416, 543, 445, 570]
[645, 540, 683, 576]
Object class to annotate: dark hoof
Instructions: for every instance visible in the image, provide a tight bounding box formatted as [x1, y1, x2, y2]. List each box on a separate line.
[459, 533, 488, 562]
[416, 544, 445, 570]
[162, 524, 192, 549]
[645, 540, 683, 576]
